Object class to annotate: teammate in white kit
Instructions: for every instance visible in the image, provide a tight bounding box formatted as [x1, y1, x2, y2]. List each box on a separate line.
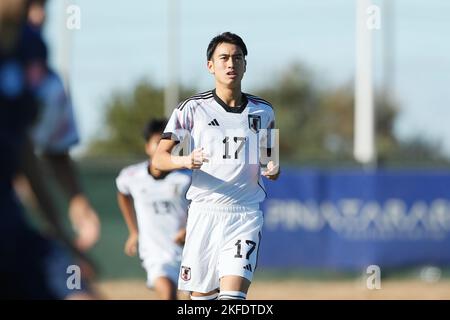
[116, 119, 191, 300]
[153, 32, 280, 300]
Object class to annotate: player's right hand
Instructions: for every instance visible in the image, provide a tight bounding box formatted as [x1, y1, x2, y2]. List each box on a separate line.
[184, 147, 209, 170]
[124, 232, 138, 256]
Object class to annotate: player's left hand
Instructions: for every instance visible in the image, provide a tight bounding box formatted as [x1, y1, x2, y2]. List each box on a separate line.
[124, 232, 138, 256]
[69, 194, 101, 251]
[174, 228, 187, 246]
[262, 161, 280, 180]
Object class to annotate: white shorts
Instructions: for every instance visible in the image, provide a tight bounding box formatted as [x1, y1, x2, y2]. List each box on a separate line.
[142, 259, 181, 289]
[178, 203, 263, 293]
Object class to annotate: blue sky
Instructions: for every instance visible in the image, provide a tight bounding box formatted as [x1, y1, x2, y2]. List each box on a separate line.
[43, 0, 450, 157]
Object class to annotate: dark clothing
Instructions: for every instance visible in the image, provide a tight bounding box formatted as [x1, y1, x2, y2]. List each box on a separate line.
[0, 25, 87, 299]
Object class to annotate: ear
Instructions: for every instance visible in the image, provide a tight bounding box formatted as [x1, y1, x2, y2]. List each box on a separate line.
[244, 59, 247, 73]
[207, 60, 215, 74]
[145, 142, 152, 155]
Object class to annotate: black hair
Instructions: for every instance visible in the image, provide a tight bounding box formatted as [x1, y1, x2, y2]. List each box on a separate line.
[143, 118, 167, 141]
[206, 32, 247, 61]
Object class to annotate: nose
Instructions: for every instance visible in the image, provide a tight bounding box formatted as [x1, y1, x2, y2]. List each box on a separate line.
[227, 57, 234, 69]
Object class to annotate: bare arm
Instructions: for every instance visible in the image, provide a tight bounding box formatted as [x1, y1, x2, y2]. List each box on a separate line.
[153, 139, 208, 171]
[117, 192, 139, 256]
[44, 152, 100, 251]
[19, 138, 97, 276]
[173, 228, 186, 246]
[43, 152, 81, 199]
[20, 139, 68, 242]
[117, 192, 138, 235]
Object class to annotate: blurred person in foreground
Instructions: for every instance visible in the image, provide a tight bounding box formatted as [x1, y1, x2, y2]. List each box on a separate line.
[0, 0, 98, 299]
[116, 119, 191, 300]
[14, 0, 100, 252]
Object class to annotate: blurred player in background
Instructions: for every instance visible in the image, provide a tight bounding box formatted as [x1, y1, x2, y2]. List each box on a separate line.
[116, 119, 191, 300]
[14, 0, 100, 252]
[0, 0, 97, 299]
[153, 32, 280, 300]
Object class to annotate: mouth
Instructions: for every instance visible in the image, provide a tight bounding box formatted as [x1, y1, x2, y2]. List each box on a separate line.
[226, 71, 238, 78]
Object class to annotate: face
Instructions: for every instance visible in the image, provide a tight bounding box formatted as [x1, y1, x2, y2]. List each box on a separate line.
[28, 3, 46, 28]
[145, 133, 161, 158]
[207, 42, 246, 89]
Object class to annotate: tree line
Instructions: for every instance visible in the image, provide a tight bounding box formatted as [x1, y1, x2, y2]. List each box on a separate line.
[86, 63, 449, 167]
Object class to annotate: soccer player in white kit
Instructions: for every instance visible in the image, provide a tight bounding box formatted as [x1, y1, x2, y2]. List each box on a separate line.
[153, 32, 280, 300]
[116, 119, 191, 300]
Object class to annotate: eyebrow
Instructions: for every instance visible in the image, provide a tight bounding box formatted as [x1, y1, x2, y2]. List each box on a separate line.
[218, 53, 243, 57]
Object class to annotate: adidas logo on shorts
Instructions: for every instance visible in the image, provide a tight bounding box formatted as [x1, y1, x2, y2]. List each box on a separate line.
[243, 264, 253, 272]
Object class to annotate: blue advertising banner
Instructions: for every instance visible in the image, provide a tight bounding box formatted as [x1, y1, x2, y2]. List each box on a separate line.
[259, 168, 450, 270]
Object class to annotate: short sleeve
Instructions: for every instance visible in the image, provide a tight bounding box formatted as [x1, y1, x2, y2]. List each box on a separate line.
[161, 102, 193, 142]
[115, 169, 131, 195]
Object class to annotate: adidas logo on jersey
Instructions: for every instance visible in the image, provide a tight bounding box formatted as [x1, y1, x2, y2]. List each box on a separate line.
[243, 264, 253, 272]
[208, 119, 220, 126]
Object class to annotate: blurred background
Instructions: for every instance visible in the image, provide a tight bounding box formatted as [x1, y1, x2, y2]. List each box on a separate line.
[32, 0, 450, 298]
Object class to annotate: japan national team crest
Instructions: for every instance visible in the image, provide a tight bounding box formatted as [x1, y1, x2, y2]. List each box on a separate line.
[248, 114, 261, 133]
[181, 266, 191, 281]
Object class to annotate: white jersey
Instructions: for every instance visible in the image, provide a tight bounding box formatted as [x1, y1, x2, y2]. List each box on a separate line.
[116, 161, 191, 264]
[163, 89, 275, 206]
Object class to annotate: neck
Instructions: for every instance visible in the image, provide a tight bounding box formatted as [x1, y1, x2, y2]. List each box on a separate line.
[215, 85, 242, 107]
